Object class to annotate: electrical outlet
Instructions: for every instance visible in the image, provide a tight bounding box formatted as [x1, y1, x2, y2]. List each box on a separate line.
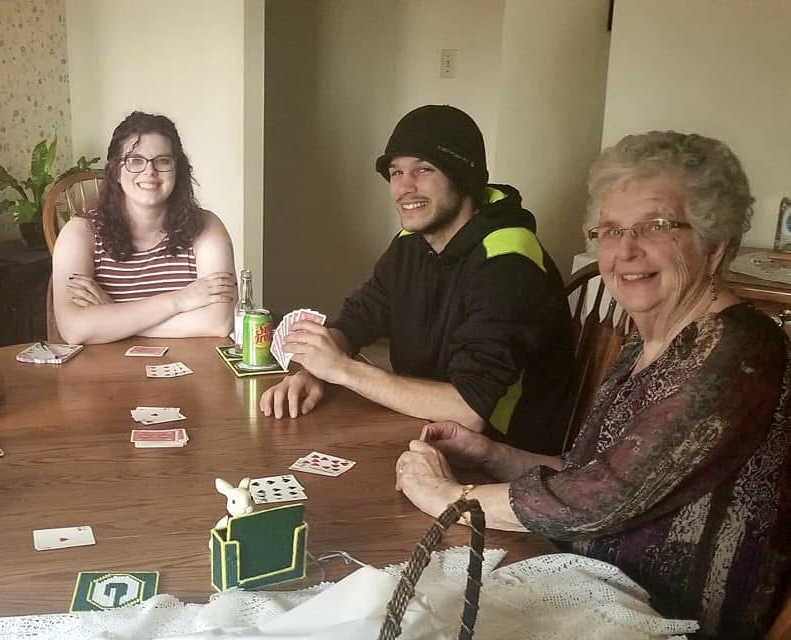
[440, 49, 457, 79]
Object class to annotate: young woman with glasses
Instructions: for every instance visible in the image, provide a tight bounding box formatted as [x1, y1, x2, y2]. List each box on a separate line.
[52, 111, 236, 344]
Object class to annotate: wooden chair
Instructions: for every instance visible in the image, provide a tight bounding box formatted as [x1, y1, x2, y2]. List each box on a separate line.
[41, 169, 104, 254]
[563, 261, 630, 451]
[766, 580, 791, 640]
[42, 170, 104, 342]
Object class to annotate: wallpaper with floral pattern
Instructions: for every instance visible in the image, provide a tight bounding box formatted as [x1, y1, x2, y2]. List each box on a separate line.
[0, 0, 72, 241]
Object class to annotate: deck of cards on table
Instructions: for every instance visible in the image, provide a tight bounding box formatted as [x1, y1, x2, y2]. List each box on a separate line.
[130, 428, 189, 448]
[125, 345, 169, 357]
[16, 342, 83, 365]
[145, 362, 193, 378]
[271, 308, 327, 370]
[33, 525, 96, 551]
[289, 451, 356, 476]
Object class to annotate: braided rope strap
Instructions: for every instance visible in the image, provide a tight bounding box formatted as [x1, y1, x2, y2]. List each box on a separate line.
[378, 498, 486, 640]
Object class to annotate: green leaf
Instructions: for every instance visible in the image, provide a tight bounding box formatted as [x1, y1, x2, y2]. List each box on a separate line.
[46, 136, 58, 173]
[0, 164, 19, 189]
[2, 137, 101, 224]
[55, 156, 101, 183]
[30, 139, 51, 182]
[0, 164, 30, 201]
[11, 199, 38, 224]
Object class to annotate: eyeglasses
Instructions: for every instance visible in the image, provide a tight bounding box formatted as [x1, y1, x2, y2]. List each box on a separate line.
[122, 154, 175, 173]
[586, 218, 692, 245]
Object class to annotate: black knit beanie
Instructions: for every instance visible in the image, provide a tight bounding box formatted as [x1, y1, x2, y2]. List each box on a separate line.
[375, 105, 489, 200]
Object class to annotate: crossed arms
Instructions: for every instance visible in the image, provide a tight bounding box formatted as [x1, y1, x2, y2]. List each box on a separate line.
[52, 211, 236, 344]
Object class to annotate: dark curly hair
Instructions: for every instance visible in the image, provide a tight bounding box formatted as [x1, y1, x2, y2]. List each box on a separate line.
[93, 111, 205, 261]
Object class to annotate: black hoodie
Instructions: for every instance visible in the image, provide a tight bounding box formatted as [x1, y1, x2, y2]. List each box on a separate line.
[332, 184, 574, 454]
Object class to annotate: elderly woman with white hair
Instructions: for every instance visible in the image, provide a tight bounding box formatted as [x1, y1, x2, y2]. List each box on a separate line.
[395, 131, 790, 640]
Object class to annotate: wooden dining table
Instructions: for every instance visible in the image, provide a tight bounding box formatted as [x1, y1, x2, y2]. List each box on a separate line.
[0, 337, 556, 616]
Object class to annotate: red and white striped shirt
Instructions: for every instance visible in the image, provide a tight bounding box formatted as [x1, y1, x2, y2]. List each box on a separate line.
[93, 236, 197, 302]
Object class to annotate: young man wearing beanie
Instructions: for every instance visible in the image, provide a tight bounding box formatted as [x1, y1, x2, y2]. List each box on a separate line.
[260, 105, 574, 454]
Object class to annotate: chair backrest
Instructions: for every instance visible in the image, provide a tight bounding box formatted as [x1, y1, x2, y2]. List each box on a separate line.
[42, 169, 104, 254]
[563, 261, 631, 451]
[43, 170, 103, 342]
[765, 579, 791, 640]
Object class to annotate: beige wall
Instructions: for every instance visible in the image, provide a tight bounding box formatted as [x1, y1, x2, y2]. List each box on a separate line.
[0, 0, 73, 242]
[602, 0, 791, 248]
[494, 0, 611, 275]
[263, 0, 610, 315]
[263, 0, 507, 315]
[64, 0, 261, 286]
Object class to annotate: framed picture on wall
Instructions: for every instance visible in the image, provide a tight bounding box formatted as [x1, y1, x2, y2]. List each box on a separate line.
[774, 197, 791, 252]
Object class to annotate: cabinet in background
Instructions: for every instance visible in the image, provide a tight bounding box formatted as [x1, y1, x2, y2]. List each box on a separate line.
[0, 240, 51, 346]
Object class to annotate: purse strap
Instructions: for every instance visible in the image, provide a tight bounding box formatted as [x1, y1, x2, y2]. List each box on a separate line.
[378, 498, 486, 640]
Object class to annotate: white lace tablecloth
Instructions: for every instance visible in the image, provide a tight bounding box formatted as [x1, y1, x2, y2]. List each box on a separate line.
[0, 550, 698, 639]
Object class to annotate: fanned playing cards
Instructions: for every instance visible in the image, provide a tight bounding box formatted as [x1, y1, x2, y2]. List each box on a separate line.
[271, 308, 327, 371]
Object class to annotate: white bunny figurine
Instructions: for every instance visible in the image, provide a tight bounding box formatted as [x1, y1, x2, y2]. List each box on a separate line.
[214, 477, 254, 530]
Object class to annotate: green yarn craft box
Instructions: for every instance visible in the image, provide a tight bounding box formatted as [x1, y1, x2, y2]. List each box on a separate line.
[210, 503, 308, 591]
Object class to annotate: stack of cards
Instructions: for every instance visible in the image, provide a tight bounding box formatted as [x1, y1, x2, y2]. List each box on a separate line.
[33, 525, 96, 551]
[125, 345, 169, 357]
[16, 342, 83, 365]
[271, 308, 327, 371]
[130, 428, 189, 448]
[289, 451, 356, 477]
[249, 474, 308, 504]
[145, 362, 193, 378]
[130, 406, 186, 425]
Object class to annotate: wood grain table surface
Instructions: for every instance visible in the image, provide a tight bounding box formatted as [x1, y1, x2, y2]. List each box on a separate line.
[0, 337, 555, 616]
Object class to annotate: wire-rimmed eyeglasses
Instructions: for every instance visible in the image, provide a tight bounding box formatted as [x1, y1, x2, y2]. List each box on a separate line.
[122, 154, 175, 173]
[586, 218, 692, 245]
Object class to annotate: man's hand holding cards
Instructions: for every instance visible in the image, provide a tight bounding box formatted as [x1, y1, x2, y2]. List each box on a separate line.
[271, 308, 327, 371]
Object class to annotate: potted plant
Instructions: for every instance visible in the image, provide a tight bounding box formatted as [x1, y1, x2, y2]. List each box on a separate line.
[0, 137, 100, 249]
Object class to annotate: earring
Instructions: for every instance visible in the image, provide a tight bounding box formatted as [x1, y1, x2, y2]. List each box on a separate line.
[709, 272, 717, 301]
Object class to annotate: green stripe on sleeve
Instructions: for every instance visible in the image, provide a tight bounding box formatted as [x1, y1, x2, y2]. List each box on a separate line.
[481, 227, 545, 272]
[489, 373, 523, 435]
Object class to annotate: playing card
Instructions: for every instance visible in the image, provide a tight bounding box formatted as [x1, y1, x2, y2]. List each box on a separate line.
[289, 451, 356, 477]
[125, 345, 169, 357]
[130, 406, 185, 425]
[130, 428, 189, 447]
[297, 308, 327, 325]
[33, 525, 96, 551]
[249, 474, 308, 504]
[271, 308, 328, 371]
[145, 362, 193, 378]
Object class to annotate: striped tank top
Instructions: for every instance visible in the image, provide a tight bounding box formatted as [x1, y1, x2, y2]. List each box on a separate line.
[93, 236, 197, 302]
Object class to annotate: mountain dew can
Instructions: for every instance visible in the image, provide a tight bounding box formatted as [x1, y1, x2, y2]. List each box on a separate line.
[242, 309, 274, 366]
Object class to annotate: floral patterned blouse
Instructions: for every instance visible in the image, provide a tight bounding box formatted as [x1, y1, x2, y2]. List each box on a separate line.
[510, 303, 790, 639]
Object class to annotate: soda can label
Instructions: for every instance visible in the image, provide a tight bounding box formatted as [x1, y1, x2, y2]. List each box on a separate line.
[242, 309, 274, 366]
